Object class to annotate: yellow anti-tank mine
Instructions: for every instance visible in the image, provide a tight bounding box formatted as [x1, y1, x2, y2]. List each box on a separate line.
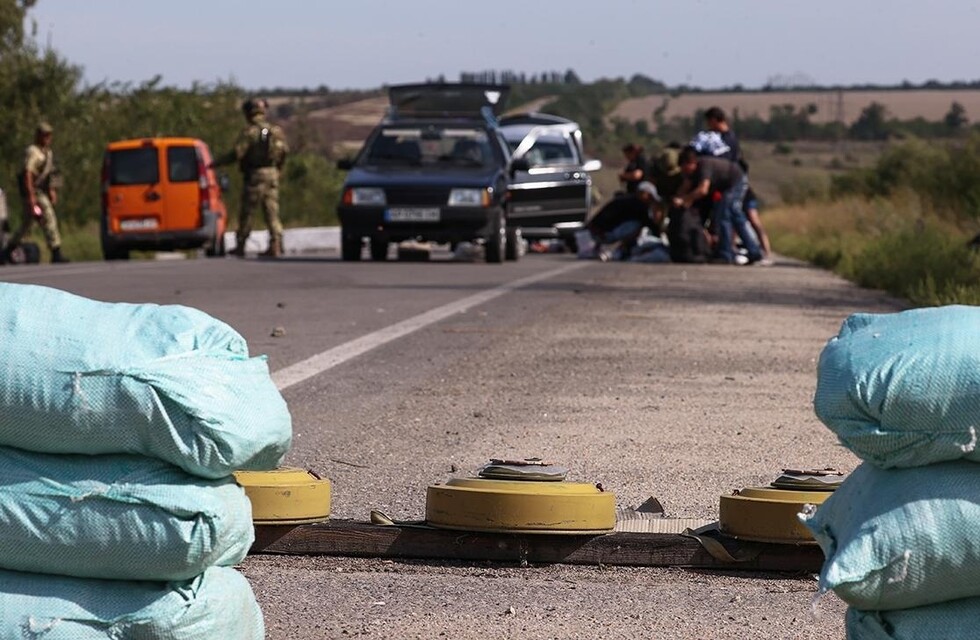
[718, 468, 845, 545]
[234, 467, 332, 525]
[425, 460, 616, 534]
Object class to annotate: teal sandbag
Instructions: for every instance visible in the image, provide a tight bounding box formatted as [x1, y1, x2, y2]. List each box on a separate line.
[802, 461, 980, 610]
[814, 305, 980, 468]
[847, 599, 980, 639]
[0, 283, 291, 478]
[0, 566, 263, 640]
[0, 446, 254, 581]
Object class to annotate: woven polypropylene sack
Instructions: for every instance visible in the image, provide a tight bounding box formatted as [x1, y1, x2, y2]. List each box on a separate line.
[814, 305, 980, 468]
[0, 566, 263, 640]
[0, 283, 292, 478]
[0, 446, 253, 581]
[802, 461, 980, 610]
[846, 599, 980, 640]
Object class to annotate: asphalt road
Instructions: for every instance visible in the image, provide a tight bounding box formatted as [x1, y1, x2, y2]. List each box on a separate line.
[0, 249, 903, 639]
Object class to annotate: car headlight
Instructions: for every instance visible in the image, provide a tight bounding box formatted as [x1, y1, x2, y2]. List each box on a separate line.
[448, 188, 490, 207]
[344, 187, 386, 206]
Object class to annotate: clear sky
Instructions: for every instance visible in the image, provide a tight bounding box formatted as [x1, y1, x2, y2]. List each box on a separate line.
[26, 0, 980, 91]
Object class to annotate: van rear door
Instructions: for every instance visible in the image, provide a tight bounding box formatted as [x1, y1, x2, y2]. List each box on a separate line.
[162, 143, 204, 231]
[105, 143, 165, 234]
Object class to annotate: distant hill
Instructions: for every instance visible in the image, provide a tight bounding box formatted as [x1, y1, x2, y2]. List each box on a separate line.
[612, 89, 980, 129]
[280, 94, 560, 156]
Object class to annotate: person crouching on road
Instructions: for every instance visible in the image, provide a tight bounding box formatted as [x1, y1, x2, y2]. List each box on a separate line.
[673, 146, 762, 265]
[587, 182, 660, 261]
[2, 122, 69, 264]
[212, 98, 289, 258]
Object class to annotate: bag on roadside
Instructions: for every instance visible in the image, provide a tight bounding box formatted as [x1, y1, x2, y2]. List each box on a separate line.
[802, 461, 980, 610]
[0, 446, 253, 581]
[0, 282, 292, 479]
[0, 566, 264, 640]
[666, 207, 709, 263]
[575, 229, 596, 259]
[846, 599, 980, 640]
[814, 305, 980, 468]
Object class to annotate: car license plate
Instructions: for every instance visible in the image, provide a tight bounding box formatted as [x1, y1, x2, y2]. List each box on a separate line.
[120, 218, 158, 230]
[385, 207, 440, 222]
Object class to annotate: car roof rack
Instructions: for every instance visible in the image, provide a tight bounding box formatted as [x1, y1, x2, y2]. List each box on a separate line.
[386, 83, 510, 122]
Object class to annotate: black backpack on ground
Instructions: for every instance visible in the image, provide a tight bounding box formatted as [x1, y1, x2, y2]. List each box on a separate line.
[666, 206, 709, 263]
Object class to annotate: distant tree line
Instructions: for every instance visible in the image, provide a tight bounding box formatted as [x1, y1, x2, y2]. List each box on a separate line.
[625, 100, 977, 151]
[0, 0, 344, 243]
[454, 69, 583, 86]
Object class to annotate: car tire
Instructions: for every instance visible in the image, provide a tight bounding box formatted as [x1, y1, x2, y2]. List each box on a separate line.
[341, 232, 362, 261]
[485, 212, 505, 264]
[505, 226, 522, 261]
[102, 245, 130, 261]
[6, 242, 40, 265]
[369, 236, 388, 261]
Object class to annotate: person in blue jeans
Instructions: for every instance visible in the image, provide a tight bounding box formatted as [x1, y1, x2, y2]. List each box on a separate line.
[673, 146, 762, 264]
[586, 182, 660, 260]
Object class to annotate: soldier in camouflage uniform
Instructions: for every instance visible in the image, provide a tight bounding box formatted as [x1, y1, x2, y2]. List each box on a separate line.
[2, 122, 69, 263]
[213, 98, 289, 257]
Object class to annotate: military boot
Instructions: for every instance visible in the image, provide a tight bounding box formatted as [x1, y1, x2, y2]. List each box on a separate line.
[51, 247, 70, 263]
[230, 237, 247, 257]
[260, 236, 283, 258]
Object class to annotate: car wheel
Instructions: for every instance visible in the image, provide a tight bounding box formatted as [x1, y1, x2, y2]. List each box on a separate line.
[485, 212, 505, 264]
[6, 242, 40, 264]
[341, 232, 362, 261]
[102, 245, 130, 261]
[505, 226, 522, 261]
[369, 236, 388, 261]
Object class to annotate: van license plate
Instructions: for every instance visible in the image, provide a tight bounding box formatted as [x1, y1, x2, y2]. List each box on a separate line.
[120, 218, 159, 230]
[385, 208, 440, 222]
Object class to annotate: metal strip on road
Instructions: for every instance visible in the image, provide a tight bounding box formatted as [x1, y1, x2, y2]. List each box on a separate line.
[272, 262, 588, 391]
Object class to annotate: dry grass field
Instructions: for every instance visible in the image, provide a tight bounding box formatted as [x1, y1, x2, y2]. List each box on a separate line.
[611, 89, 980, 128]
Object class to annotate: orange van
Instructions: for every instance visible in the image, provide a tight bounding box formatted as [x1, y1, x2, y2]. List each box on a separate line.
[100, 137, 229, 260]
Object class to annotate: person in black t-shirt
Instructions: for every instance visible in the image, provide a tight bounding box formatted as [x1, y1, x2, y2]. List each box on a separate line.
[703, 106, 742, 165]
[673, 147, 761, 264]
[618, 143, 647, 195]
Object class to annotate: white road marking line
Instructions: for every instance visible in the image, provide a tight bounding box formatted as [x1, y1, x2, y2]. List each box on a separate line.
[273, 262, 587, 390]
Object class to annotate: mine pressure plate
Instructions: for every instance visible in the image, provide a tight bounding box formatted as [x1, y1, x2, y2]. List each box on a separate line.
[478, 458, 569, 482]
[770, 467, 847, 491]
[233, 467, 332, 525]
[426, 476, 616, 534]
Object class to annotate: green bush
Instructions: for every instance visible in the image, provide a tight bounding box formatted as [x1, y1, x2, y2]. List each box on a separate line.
[844, 222, 980, 304]
[830, 134, 980, 219]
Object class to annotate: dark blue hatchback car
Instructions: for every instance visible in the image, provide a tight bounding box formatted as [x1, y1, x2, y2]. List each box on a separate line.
[336, 83, 520, 263]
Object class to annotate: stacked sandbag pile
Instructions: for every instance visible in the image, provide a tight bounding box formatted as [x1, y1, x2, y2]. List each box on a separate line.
[802, 305, 980, 639]
[0, 283, 292, 639]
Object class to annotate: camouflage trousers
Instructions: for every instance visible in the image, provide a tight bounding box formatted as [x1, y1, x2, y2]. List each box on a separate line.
[237, 168, 283, 249]
[10, 192, 61, 251]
